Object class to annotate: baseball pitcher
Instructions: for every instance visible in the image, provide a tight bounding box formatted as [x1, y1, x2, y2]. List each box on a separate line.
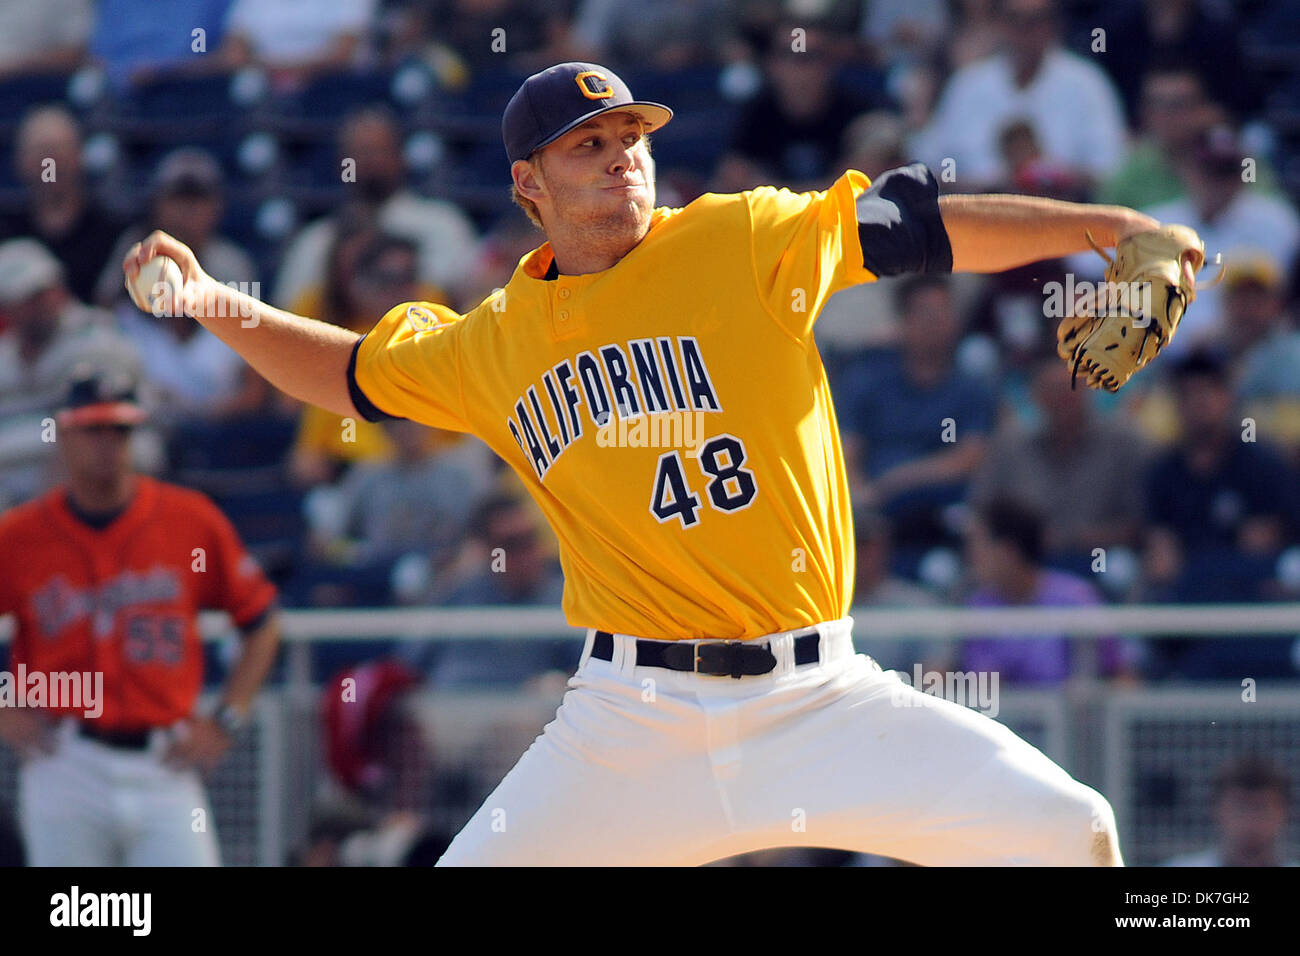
[123, 63, 1207, 865]
[0, 369, 281, 866]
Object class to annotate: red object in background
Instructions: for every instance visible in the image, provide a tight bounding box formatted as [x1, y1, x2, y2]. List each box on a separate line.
[323, 659, 420, 792]
[1011, 160, 1087, 201]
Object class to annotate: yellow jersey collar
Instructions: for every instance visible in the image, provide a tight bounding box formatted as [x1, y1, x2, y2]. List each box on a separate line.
[519, 207, 675, 280]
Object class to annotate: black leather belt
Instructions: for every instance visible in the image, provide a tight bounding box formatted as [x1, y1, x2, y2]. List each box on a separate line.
[77, 723, 152, 751]
[591, 628, 821, 678]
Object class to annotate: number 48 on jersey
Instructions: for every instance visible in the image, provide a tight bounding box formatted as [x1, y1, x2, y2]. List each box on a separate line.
[650, 433, 758, 528]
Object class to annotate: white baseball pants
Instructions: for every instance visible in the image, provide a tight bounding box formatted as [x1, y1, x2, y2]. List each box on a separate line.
[437, 618, 1122, 866]
[18, 719, 220, 866]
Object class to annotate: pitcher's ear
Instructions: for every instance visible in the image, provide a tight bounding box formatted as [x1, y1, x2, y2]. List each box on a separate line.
[512, 158, 546, 203]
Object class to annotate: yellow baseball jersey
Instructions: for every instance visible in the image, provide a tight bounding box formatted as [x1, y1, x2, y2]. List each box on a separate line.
[350, 170, 879, 640]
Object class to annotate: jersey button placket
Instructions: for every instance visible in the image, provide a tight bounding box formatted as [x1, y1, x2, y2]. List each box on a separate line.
[552, 281, 578, 336]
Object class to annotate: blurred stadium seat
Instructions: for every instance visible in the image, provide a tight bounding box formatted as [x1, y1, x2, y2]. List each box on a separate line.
[167, 415, 296, 477]
[273, 69, 400, 134]
[219, 194, 297, 275]
[0, 73, 73, 133]
[212, 486, 307, 584]
[167, 415, 301, 580]
[1242, 0, 1300, 70]
[282, 557, 397, 609]
[117, 74, 243, 126]
[432, 139, 514, 225]
[429, 69, 530, 141]
[1173, 549, 1282, 604]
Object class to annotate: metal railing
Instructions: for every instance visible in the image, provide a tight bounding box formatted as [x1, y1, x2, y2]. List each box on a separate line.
[1, 604, 1296, 865]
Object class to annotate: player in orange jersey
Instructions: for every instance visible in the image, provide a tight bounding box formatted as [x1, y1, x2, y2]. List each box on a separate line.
[0, 367, 281, 865]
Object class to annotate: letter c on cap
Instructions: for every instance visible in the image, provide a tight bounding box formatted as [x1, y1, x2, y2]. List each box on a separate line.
[575, 71, 613, 100]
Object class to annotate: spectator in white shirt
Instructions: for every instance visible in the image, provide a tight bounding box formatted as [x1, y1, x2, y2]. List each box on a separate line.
[220, 0, 375, 91]
[0, 239, 145, 507]
[100, 149, 272, 422]
[859, 0, 949, 72]
[1141, 125, 1300, 354]
[273, 107, 479, 311]
[0, 0, 90, 78]
[567, 0, 729, 72]
[913, 0, 1128, 192]
[116, 304, 247, 424]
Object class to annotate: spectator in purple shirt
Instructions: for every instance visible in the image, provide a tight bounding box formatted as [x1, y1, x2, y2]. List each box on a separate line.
[960, 497, 1139, 686]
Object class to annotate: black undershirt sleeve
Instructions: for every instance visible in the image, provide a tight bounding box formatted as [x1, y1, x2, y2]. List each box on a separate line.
[345, 335, 402, 423]
[855, 162, 953, 277]
[236, 598, 279, 637]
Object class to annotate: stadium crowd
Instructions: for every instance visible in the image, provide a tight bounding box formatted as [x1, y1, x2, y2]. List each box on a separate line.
[0, 0, 1297, 868]
[2, 0, 1299, 687]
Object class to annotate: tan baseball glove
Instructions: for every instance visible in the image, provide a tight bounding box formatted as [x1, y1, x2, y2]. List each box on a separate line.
[1055, 224, 1208, 391]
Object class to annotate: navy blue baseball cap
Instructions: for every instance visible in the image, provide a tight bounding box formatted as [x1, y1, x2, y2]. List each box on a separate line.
[503, 62, 672, 163]
[56, 365, 147, 427]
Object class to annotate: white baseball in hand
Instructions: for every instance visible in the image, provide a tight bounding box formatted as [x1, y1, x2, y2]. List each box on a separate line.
[126, 255, 184, 315]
